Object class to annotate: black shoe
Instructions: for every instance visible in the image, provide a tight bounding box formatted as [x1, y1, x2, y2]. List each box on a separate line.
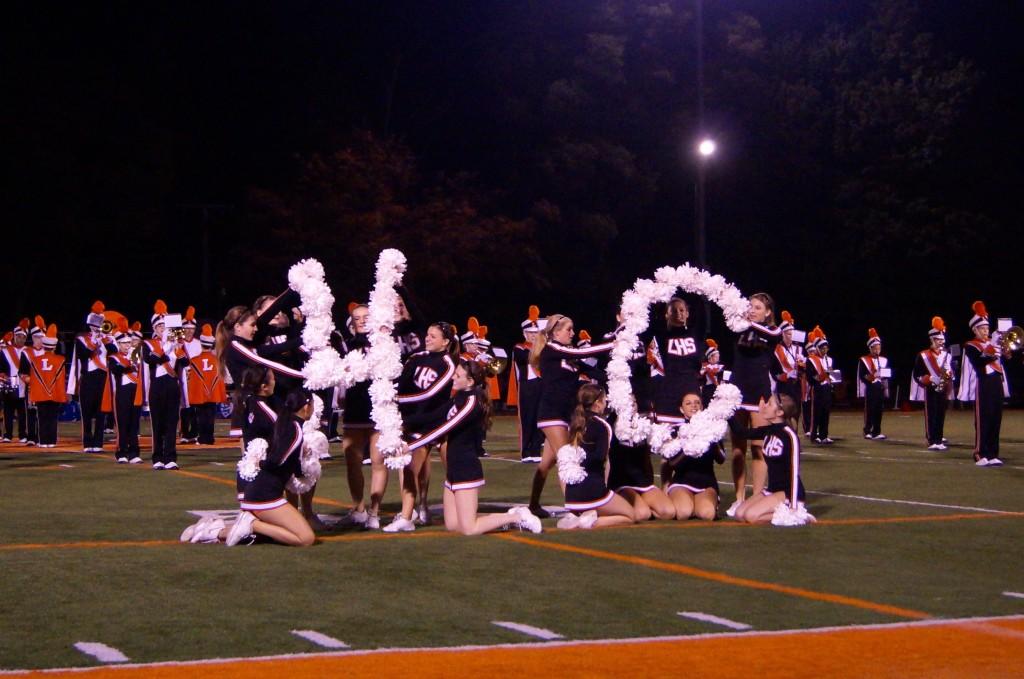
[529, 506, 550, 519]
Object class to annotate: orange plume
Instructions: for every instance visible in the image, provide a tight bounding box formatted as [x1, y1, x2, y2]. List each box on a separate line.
[347, 302, 359, 314]
[578, 330, 592, 342]
[153, 299, 168, 315]
[46, 324, 58, 338]
[528, 305, 540, 323]
[478, 325, 489, 340]
[2, 332, 12, 343]
[201, 323, 213, 336]
[184, 306, 195, 322]
[706, 338, 718, 350]
[781, 310, 793, 324]
[35, 315, 45, 329]
[116, 317, 129, 333]
[467, 316, 481, 335]
[131, 321, 142, 332]
[932, 316, 945, 332]
[91, 300, 105, 314]
[972, 300, 988, 317]
[19, 318, 30, 331]
[868, 327, 879, 339]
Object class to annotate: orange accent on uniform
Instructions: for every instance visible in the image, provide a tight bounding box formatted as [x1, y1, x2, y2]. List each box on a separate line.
[187, 350, 228, 404]
[28, 353, 67, 403]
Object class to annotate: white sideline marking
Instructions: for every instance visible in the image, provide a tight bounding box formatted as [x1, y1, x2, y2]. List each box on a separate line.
[73, 642, 129, 663]
[291, 630, 349, 649]
[12, 615, 1022, 675]
[1004, 591, 1024, 599]
[210, 461, 225, 466]
[492, 621, 564, 640]
[59, 464, 74, 468]
[678, 611, 752, 630]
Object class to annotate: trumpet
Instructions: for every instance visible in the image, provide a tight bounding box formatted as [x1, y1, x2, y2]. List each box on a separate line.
[100, 319, 115, 335]
[485, 355, 508, 377]
[169, 327, 187, 342]
[999, 326, 1023, 355]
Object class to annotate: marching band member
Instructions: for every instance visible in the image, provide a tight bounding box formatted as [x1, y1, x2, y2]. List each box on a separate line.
[805, 327, 835, 444]
[142, 300, 189, 470]
[957, 301, 1010, 467]
[801, 342, 817, 437]
[726, 293, 781, 516]
[857, 328, 890, 440]
[651, 298, 704, 425]
[1, 320, 30, 443]
[107, 319, 143, 463]
[28, 325, 67, 448]
[178, 307, 201, 444]
[911, 317, 952, 450]
[68, 301, 113, 453]
[507, 306, 545, 462]
[187, 324, 227, 446]
[771, 311, 805, 423]
[699, 339, 723, 408]
[20, 316, 47, 446]
[527, 314, 614, 518]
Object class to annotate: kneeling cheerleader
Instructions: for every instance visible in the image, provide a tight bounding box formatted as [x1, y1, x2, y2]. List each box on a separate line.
[665, 393, 723, 521]
[556, 385, 639, 530]
[403, 360, 541, 535]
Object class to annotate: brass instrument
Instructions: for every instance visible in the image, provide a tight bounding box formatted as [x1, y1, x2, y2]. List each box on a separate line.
[999, 326, 1023, 355]
[485, 355, 508, 377]
[100, 319, 115, 335]
[932, 352, 952, 393]
[169, 326, 187, 342]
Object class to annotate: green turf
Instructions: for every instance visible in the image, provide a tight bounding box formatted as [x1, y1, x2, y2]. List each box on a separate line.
[0, 409, 1021, 670]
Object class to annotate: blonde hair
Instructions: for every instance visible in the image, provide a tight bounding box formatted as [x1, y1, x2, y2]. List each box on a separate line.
[528, 314, 571, 372]
[750, 292, 776, 326]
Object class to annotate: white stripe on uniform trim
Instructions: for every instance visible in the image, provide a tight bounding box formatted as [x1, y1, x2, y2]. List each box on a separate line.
[231, 340, 304, 379]
[408, 394, 476, 453]
[491, 621, 564, 640]
[678, 611, 752, 631]
[73, 642, 129, 663]
[396, 355, 455, 404]
[291, 630, 350, 649]
[1004, 591, 1024, 599]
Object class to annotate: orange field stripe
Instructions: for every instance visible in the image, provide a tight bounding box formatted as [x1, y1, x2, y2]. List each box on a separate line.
[495, 533, 931, 619]
[0, 539, 179, 551]
[8, 616, 1022, 677]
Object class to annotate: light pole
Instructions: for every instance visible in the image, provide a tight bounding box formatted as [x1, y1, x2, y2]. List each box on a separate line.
[695, 137, 715, 335]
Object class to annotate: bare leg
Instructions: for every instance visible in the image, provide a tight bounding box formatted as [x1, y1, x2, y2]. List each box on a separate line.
[442, 486, 459, 531]
[300, 485, 324, 529]
[617, 488, 652, 521]
[692, 488, 718, 521]
[735, 491, 784, 524]
[593, 493, 637, 528]
[399, 447, 429, 520]
[452, 487, 518, 536]
[669, 487, 696, 520]
[529, 427, 568, 511]
[639, 487, 676, 519]
[417, 445, 432, 517]
[368, 432, 387, 520]
[342, 429, 369, 511]
[251, 504, 315, 546]
[731, 432, 748, 504]
[749, 443, 767, 496]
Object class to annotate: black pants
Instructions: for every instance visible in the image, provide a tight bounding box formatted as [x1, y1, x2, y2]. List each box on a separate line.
[924, 388, 948, 445]
[3, 393, 26, 439]
[863, 382, 884, 436]
[700, 383, 718, 409]
[114, 386, 141, 457]
[149, 376, 181, 463]
[179, 405, 197, 441]
[975, 374, 1003, 460]
[196, 402, 217, 445]
[811, 385, 832, 440]
[802, 398, 812, 435]
[79, 370, 108, 450]
[26, 402, 38, 443]
[517, 379, 545, 458]
[37, 401, 61, 446]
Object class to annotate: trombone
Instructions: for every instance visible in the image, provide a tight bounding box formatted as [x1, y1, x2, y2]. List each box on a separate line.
[999, 326, 1023, 356]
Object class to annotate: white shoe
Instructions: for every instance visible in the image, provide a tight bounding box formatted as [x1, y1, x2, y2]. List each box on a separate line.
[874, 434, 887, 440]
[988, 458, 1004, 467]
[823, 437, 835, 444]
[152, 462, 165, 470]
[129, 456, 143, 464]
[193, 518, 225, 543]
[226, 511, 256, 546]
[362, 458, 372, 466]
[975, 458, 990, 467]
[180, 518, 207, 542]
[329, 436, 342, 443]
[556, 513, 581, 530]
[18, 438, 27, 443]
[364, 514, 381, 530]
[864, 434, 874, 440]
[927, 444, 941, 451]
[578, 510, 598, 530]
[521, 456, 542, 463]
[116, 457, 129, 464]
[415, 506, 430, 526]
[339, 509, 369, 526]
[0, 438, 10, 443]
[725, 500, 742, 518]
[164, 461, 179, 470]
[26, 441, 36, 447]
[508, 506, 543, 534]
[382, 516, 415, 533]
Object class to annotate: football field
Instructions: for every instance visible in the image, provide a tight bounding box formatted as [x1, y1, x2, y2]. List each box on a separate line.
[1, 408, 1022, 677]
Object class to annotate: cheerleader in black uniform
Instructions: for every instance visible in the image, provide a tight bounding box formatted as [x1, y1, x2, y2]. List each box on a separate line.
[382, 322, 459, 532]
[403, 360, 542, 535]
[608, 410, 675, 520]
[527, 315, 614, 518]
[727, 293, 781, 516]
[217, 307, 305, 398]
[557, 384, 638, 529]
[733, 394, 808, 524]
[651, 298, 703, 424]
[333, 304, 376, 527]
[666, 393, 721, 521]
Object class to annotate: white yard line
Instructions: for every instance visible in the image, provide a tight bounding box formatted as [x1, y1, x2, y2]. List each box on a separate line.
[73, 642, 129, 663]
[717, 482, 1012, 514]
[678, 611, 752, 630]
[491, 621, 564, 640]
[1003, 592, 1024, 600]
[291, 630, 349, 649]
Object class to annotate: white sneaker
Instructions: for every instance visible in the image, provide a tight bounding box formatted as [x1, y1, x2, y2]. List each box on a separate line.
[382, 516, 416, 533]
[823, 437, 835, 444]
[19, 438, 27, 443]
[339, 509, 369, 526]
[164, 461, 179, 470]
[26, 441, 36, 447]
[193, 518, 226, 543]
[864, 434, 874, 440]
[927, 444, 941, 451]
[226, 511, 256, 546]
[975, 458, 990, 467]
[0, 438, 10, 443]
[180, 518, 207, 543]
[578, 510, 598, 530]
[874, 434, 887, 440]
[936, 444, 948, 451]
[152, 462, 165, 470]
[988, 458, 1004, 467]
[415, 506, 430, 526]
[521, 456, 542, 463]
[129, 456, 143, 464]
[116, 457, 129, 464]
[364, 514, 381, 530]
[556, 513, 581, 530]
[361, 458, 372, 466]
[508, 506, 543, 534]
[725, 500, 742, 518]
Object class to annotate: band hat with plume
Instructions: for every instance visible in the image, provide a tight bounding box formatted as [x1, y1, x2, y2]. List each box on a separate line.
[182, 306, 197, 329]
[929, 316, 946, 340]
[13, 318, 30, 337]
[200, 323, 216, 346]
[779, 310, 795, 333]
[521, 305, 542, 332]
[461, 316, 481, 345]
[705, 338, 719, 359]
[42, 324, 60, 348]
[87, 301, 105, 329]
[114, 317, 132, 343]
[968, 300, 989, 330]
[31, 315, 46, 338]
[129, 321, 143, 339]
[866, 327, 881, 348]
[152, 299, 168, 327]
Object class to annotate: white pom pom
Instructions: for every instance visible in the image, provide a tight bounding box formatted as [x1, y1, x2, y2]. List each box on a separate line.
[771, 500, 816, 527]
[556, 445, 588, 485]
[237, 438, 268, 482]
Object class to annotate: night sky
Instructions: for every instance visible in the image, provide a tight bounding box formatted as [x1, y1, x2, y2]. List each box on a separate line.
[6, 1, 1022, 392]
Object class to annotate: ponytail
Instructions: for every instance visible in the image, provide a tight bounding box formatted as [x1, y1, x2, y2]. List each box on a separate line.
[269, 388, 313, 464]
[460, 359, 492, 431]
[529, 314, 569, 372]
[568, 383, 604, 447]
[430, 322, 461, 360]
[215, 305, 252, 378]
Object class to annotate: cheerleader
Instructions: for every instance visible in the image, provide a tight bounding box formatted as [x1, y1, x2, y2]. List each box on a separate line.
[557, 384, 638, 529]
[805, 327, 835, 444]
[383, 322, 459, 532]
[911, 317, 952, 450]
[337, 304, 375, 528]
[651, 298, 703, 424]
[403, 360, 542, 535]
[857, 329, 890, 440]
[27, 325, 66, 448]
[107, 320, 143, 463]
[507, 306, 546, 462]
[733, 394, 809, 524]
[699, 339, 723, 408]
[217, 306, 305, 399]
[608, 422, 675, 520]
[958, 301, 1010, 467]
[187, 325, 227, 445]
[235, 366, 278, 505]
[527, 315, 614, 518]
[666, 393, 721, 521]
[726, 293, 781, 516]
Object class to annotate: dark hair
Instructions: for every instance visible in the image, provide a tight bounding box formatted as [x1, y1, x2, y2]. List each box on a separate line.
[569, 383, 605, 447]
[430, 322, 461, 359]
[750, 292, 776, 326]
[666, 297, 689, 328]
[252, 294, 276, 312]
[215, 305, 253, 378]
[777, 392, 800, 421]
[233, 365, 273, 412]
[458, 359, 493, 431]
[269, 388, 313, 463]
